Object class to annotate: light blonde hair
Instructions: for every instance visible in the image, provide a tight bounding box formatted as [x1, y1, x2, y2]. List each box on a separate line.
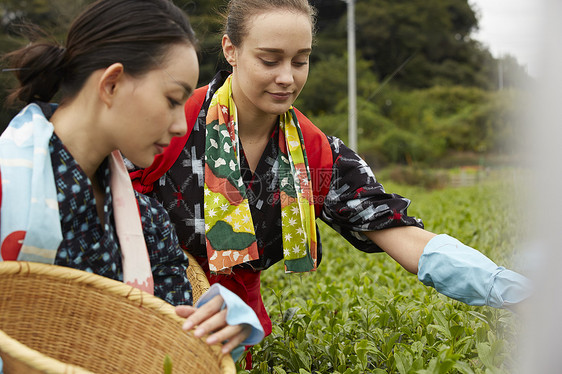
[223, 0, 317, 47]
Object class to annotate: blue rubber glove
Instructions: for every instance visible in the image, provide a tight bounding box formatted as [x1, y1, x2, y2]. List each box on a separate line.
[418, 234, 532, 310]
[196, 283, 264, 360]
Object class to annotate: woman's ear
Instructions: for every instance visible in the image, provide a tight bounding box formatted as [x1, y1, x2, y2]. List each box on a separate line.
[222, 35, 237, 67]
[98, 63, 125, 107]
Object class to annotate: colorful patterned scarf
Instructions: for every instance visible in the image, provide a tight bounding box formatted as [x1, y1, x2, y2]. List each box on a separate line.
[204, 76, 317, 274]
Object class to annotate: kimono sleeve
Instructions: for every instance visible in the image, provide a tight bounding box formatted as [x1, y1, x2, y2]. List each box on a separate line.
[319, 136, 424, 253]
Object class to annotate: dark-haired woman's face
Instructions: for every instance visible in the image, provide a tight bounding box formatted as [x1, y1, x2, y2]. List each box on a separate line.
[111, 43, 199, 167]
[226, 10, 312, 122]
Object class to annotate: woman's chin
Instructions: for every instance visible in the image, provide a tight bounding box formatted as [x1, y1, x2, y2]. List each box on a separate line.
[268, 105, 293, 116]
[123, 154, 154, 170]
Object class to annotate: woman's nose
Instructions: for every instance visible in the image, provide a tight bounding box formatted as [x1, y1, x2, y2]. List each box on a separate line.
[169, 109, 187, 137]
[275, 62, 295, 86]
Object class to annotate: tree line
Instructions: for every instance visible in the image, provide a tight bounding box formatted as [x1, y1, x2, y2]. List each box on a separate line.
[0, 0, 530, 166]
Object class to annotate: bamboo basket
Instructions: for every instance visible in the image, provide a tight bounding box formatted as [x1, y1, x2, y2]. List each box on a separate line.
[184, 251, 210, 304]
[0, 261, 234, 374]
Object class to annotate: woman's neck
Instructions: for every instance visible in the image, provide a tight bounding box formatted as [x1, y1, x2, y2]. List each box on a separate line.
[230, 75, 278, 143]
[237, 112, 277, 143]
[235, 110, 277, 173]
[49, 99, 110, 181]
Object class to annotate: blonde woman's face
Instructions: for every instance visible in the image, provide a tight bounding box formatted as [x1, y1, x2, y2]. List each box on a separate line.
[225, 10, 313, 122]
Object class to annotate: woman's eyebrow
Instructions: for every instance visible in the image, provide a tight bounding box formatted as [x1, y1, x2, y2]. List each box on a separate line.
[164, 69, 194, 99]
[256, 47, 312, 54]
[175, 81, 194, 99]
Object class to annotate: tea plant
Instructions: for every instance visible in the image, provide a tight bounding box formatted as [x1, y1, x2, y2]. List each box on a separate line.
[241, 174, 525, 373]
[163, 354, 172, 374]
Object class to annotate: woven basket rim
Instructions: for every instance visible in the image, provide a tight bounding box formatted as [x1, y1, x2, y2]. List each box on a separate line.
[0, 329, 94, 374]
[184, 250, 211, 303]
[0, 261, 235, 374]
[0, 261, 180, 318]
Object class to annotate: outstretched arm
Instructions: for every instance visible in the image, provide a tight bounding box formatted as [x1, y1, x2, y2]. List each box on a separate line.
[365, 226, 434, 274]
[366, 226, 532, 310]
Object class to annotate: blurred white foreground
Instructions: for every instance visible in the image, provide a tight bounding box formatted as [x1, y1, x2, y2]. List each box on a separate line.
[519, 0, 562, 371]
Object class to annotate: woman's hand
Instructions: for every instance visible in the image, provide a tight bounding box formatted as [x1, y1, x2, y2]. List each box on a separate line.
[176, 295, 252, 354]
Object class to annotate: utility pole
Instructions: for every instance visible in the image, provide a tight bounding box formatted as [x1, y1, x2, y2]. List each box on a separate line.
[498, 55, 504, 90]
[343, 0, 357, 151]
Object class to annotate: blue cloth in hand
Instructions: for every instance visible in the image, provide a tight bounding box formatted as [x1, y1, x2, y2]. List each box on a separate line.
[196, 283, 264, 359]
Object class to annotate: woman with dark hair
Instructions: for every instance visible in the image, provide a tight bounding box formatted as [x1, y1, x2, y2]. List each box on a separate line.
[133, 2, 531, 366]
[0, 0, 263, 357]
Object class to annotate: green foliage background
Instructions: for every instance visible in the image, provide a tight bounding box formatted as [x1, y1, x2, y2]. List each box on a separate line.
[0, 0, 530, 169]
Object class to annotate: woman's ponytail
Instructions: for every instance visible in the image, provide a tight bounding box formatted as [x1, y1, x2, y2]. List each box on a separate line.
[4, 42, 67, 106]
[3, 0, 198, 108]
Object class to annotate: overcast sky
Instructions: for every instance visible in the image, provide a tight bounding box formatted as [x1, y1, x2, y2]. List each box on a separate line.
[469, 0, 543, 75]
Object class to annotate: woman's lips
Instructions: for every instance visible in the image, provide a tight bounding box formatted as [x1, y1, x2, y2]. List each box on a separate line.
[154, 143, 168, 154]
[269, 92, 292, 100]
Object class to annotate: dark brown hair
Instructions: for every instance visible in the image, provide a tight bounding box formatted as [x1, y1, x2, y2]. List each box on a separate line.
[223, 0, 317, 47]
[3, 0, 198, 106]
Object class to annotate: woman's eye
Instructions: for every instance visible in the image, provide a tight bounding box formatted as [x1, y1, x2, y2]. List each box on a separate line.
[260, 58, 277, 66]
[293, 61, 308, 67]
[168, 98, 181, 108]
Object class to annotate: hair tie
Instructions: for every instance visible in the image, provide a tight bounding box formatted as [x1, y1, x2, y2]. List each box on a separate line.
[57, 46, 67, 57]
[54, 46, 68, 76]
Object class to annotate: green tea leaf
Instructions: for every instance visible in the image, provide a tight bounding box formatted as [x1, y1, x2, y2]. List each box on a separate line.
[163, 354, 172, 374]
